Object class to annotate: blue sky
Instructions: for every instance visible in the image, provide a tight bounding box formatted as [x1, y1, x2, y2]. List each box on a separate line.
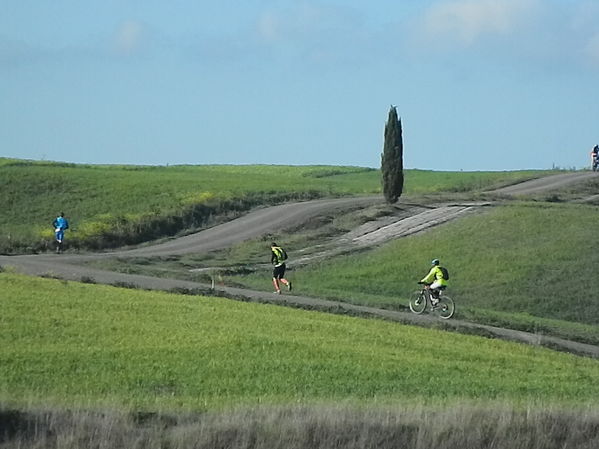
[1, 0, 598, 170]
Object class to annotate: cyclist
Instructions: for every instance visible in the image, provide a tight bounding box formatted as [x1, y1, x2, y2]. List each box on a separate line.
[419, 258, 448, 304]
[52, 212, 69, 253]
[271, 242, 292, 294]
[591, 145, 599, 171]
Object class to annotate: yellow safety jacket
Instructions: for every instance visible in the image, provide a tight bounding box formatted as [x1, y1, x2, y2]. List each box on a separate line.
[420, 266, 448, 286]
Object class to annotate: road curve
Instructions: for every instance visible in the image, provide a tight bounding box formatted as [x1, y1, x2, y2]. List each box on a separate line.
[62, 195, 383, 262]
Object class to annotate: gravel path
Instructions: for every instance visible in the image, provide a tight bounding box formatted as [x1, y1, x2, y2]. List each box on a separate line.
[490, 171, 597, 195]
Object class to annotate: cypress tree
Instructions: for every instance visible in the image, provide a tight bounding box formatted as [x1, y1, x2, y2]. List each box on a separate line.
[381, 106, 404, 204]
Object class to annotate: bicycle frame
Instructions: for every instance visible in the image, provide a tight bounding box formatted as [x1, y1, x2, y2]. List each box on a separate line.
[409, 285, 455, 319]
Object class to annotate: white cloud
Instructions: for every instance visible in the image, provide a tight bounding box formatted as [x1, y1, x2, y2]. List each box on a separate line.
[421, 0, 539, 46]
[255, 3, 362, 44]
[113, 20, 146, 55]
[569, 2, 599, 66]
[257, 11, 281, 42]
[250, 3, 372, 66]
[570, 1, 599, 30]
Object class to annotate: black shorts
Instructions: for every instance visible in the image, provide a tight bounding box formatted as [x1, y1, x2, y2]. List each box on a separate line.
[273, 264, 286, 279]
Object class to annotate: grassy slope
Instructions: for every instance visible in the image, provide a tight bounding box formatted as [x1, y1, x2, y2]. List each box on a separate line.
[226, 202, 599, 343]
[0, 161, 375, 250]
[2, 273, 599, 411]
[290, 203, 599, 316]
[0, 158, 548, 252]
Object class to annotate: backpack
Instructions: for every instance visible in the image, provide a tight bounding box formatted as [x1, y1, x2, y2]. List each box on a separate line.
[274, 247, 288, 262]
[439, 266, 449, 280]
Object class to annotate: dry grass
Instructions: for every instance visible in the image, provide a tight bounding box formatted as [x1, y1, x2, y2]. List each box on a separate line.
[2, 403, 599, 449]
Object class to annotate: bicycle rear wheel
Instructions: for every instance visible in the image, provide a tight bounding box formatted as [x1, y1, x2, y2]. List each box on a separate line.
[409, 291, 427, 314]
[435, 295, 455, 319]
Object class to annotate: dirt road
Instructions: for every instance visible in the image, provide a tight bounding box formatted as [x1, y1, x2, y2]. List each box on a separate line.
[490, 171, 597, 195]
[2, 171, 598, 357]
[54, 196, 383, 262]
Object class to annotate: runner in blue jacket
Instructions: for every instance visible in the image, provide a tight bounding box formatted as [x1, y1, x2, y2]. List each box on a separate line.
[52, 212, 69, 253]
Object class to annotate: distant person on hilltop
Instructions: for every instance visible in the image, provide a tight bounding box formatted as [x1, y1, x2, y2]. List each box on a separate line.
[271, 242, 292, 294]
[52, 212, 69, 253]
[591, 145, 599, 171]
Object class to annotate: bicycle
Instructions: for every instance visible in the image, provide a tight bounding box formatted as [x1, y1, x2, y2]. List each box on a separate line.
[409, 283, 455, 319]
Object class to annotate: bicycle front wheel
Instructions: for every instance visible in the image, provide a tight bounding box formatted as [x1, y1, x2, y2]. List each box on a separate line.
[436, 295, 455, 319]
[409, 291, 427, 314]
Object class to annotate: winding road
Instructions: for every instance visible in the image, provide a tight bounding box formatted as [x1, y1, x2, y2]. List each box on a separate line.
[2, 171, 598, 357]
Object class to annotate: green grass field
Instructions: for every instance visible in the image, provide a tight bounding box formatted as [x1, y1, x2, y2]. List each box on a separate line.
[1, 272, 599, 411]
[208, 202, 599, 344]
[2, 161, 598, 446]
[286, 203, 599, 314]
[0, 158, 549, 253]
